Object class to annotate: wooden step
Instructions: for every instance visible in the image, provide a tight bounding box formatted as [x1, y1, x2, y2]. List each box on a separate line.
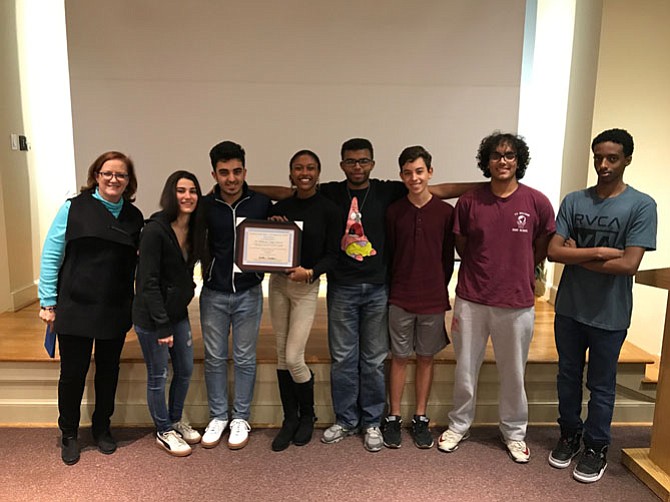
[0, 295, 656, 427]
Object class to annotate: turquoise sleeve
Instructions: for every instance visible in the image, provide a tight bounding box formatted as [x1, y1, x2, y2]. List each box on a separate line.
[38, 201, 71, 306]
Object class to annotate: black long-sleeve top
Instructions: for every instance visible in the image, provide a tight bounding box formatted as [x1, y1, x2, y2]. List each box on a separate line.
[269, 192, 342, 279]
[132, 211, 196, 338]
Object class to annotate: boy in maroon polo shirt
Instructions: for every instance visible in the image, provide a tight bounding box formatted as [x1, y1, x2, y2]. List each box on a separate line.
[438, 132, 555, 463]
[382, 145, 455, 449]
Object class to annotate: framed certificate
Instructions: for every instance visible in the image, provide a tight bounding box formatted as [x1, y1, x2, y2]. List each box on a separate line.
[235, 218, 302, 273]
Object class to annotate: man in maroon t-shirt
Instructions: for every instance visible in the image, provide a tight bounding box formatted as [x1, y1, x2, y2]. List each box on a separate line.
[437, 132, 555, 463]
[382, 145, 455, 450]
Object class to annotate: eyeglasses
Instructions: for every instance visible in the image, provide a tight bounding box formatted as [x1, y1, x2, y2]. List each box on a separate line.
[342, 158, 373, 167]
[98, 171, 129, 181]
[490, 152, 517, 162]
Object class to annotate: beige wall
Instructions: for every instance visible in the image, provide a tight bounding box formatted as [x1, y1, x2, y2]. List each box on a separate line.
[65, 0, 526, 217]
[0, 0, 37, 312]
[589, 0, 670, 355]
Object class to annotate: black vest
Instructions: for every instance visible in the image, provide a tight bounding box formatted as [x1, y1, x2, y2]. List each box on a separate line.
[54, 191, 144, 339]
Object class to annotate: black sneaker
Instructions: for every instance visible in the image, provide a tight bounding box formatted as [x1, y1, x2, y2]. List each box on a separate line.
[411, 415, 434, 449]
[381, 415, 402, 448]
[61, 436, 80, 465]
[573, 446, 608, 483]
[548, 432, 581, 468]
[93, 429, 117, 455]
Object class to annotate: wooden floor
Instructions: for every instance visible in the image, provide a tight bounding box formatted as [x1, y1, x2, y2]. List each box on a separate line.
[0, 296, 656, 367]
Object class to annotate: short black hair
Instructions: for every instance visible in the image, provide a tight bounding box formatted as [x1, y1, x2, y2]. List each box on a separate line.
[289, 149, 321, 172]
[341, 138, 374, 160]
[591, 128, 634, 157]
[398, 145, 432, 171]
[209, 140, 245, 170]
[476, 132, 530, 180]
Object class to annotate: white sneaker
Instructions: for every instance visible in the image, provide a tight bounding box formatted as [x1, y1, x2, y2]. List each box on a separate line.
[227, 418, 251, 450]
[173, 420, 202, 445]
[437, 429, 470, 453]
[503, 437, 531, 463]
[201, 418, 228, 449]
[156, 430, 192, 457]
[364, 426, 383, 452]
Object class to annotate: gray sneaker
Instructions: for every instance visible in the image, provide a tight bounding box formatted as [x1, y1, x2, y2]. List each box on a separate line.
[364, 426, 383, 452]
[321, 423, 359, 444]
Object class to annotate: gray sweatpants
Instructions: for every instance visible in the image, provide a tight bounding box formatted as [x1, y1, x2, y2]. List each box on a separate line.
[447, 296, 535, 441]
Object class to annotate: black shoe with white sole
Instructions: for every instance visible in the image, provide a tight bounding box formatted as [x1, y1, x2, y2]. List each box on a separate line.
[573, 446, 608, 483]
[548, 432, 581, 469]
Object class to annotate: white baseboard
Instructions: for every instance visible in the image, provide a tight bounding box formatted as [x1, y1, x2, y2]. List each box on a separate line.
[11, 281, 37, 311]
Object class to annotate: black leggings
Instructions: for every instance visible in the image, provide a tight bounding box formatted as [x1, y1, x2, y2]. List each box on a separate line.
[57, 333, 125, 437]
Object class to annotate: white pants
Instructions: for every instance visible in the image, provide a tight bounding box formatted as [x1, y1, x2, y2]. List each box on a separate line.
[268, 274, 320, 383]
[447, 296, 534, 441]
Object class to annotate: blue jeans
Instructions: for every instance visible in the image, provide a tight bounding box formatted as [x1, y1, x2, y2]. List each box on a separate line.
[200, 285, 263, 421]
[135, 318, 194, 433]
[554, 314, 627, 447]
[327, 283, 389, 429]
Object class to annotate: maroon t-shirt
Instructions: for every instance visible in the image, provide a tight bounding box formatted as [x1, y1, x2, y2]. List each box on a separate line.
[454, 183, 555, 309]
[386, 195, 455, 314]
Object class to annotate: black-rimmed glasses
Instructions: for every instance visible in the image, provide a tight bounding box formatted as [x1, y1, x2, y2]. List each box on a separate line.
[490, 152, 516, 162]
[98, 171, 129, 181]
[341, 158, 373, 167]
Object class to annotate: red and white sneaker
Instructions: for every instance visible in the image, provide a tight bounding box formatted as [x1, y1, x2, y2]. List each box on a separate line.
[503, 437, 530, 463]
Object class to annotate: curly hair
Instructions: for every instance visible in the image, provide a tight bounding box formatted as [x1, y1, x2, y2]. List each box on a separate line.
[80, 151, 137, 202]
[476, 132, 530, 180]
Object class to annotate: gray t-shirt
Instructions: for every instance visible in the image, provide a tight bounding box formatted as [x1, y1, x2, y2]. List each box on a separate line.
[554, 185, 657, 331]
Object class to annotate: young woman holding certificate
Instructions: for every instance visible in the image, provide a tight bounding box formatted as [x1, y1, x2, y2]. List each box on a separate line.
[268, 150, 342, 451]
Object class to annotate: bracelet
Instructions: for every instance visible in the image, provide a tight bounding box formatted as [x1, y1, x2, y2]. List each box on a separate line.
[306, 269, 314, 284]
[40, 306, 56, 312]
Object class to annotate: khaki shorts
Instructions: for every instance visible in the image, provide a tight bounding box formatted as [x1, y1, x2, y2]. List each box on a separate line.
[388, 304, 449, 357]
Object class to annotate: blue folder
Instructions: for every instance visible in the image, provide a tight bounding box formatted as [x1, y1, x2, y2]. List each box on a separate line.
[44, 324, 56, 358]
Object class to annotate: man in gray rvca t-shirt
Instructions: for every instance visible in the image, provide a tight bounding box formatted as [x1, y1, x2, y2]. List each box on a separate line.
[546, 128, 657, 484]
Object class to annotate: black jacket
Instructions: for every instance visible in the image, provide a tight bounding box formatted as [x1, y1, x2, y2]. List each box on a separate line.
[55, 190, 143, 339]
[202, 183, 271, 293]
[132, 211, 196, 338]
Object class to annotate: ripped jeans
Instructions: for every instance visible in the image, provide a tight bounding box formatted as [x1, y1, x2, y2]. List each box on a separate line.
[135, 317, 194, 433]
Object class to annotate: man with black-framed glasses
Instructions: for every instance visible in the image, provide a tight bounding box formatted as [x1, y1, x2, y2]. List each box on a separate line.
[437, 132, 555, 464]
[317, 138, 405, 451]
